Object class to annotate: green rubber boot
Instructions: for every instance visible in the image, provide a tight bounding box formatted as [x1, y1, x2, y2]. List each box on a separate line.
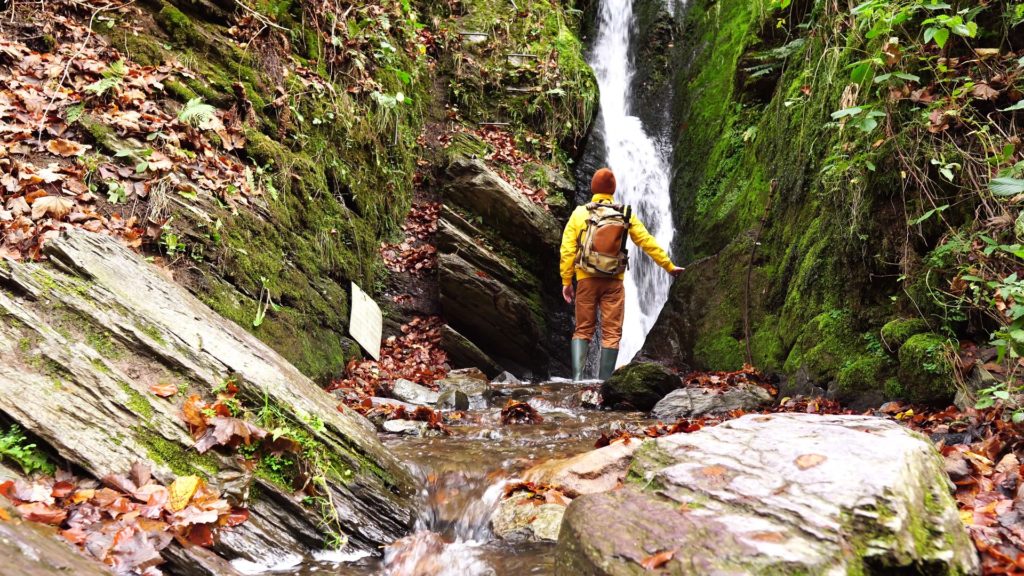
[571, 339, 590, 381]
[598, 347, 619, 381]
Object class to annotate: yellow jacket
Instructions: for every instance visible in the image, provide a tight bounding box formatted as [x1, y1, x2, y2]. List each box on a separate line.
[559, 193, 678, 286]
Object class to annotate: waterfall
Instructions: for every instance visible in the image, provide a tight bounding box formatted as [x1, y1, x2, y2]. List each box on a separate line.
[587, 0, 676, 365]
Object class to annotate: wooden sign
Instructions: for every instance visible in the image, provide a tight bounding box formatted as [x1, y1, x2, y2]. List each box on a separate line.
[349, 282, 382, 360]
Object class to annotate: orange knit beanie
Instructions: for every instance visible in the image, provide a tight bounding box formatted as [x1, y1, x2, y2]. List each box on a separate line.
[591, 168, 616, 195]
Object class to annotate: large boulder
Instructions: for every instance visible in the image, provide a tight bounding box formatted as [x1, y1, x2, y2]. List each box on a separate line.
[601, 361, 680, 411]
[444, 158, 560, 253]
[650, 382, 773, 420]
[439, 324, 502, 378]
[0, 231, 415, 572]
[439, 252, 548, 375]
[555, 413, 979, 575]
[523, 439, 640, 497]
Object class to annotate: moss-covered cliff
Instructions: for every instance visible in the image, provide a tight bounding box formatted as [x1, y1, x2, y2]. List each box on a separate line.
[644, 0, 1024, 407]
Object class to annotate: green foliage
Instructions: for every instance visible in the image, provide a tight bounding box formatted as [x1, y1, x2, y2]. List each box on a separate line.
[177, 97, 216, 127]
[85, 59, 126, 96]
[0, 425, 55, 476]
[897, 333, 955, 404]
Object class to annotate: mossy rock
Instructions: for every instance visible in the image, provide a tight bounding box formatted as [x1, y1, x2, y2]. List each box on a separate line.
[783, 310, 860, 384]
[693, 329, 744, 372]
[832, 354, 891, 408]
[880, 318, 930, 352]
[897, 333, 955, 405]
[601, 361, 680, 412]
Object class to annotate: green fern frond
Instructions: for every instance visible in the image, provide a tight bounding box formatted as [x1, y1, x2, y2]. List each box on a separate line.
[178, 97, 216, 128]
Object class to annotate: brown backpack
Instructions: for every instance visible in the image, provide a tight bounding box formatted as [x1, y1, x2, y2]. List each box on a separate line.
[575, 202, 631, 276]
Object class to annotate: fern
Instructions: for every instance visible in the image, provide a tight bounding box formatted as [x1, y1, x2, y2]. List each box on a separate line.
[84, 59, 126, 96]
[178, 97, 216, 128]
[0, 425, 54, 476]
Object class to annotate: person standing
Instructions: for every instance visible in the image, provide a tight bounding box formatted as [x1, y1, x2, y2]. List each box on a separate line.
[559, 167, 682, 381]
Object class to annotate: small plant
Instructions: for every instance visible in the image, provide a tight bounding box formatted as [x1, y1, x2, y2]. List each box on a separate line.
[85, 59, 127, 96]
[252, 276, 280, 328]
[0, 425, 54, 476]
[106, 180, 128, 204]
[974, 383, 1024, 423]
[160, 227, 186, 259]
[177, 97, 216, 128]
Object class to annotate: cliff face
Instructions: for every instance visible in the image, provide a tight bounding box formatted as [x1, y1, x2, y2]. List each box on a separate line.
[644, 0, 1024, 407]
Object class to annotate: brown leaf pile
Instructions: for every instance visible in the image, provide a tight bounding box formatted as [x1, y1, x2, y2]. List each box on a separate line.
[0, 462, 247, 575]
[329, 316, 449, 403]
[500, 399, 543, 425]
[502, 481, 571, 507]
[897, 404, 1024, 574]
[381, 202, 441, 275]
[679, 364, 778, 397]
[0, 5, 256, 261]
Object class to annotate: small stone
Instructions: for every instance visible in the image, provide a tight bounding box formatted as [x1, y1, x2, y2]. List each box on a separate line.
[436, 389, 469, 411]
[650, 383, 772, 420]
[391, 379, 439, 406]
[944, 454, 970, 481]
[382, 419, 428, 436]
[490, 491, 567, 542]
[491, 371, 521, 385]
[523, 439, 639, 497]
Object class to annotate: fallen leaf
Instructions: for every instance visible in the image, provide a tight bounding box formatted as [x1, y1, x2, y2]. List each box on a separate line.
[640, 549, 675, 570]
[168, 476, 201, 512]
[148, 382, 178, 397]
[30, 196, 74, 220]
[795, 454, 827, 470]
[46, 138, 90, 157]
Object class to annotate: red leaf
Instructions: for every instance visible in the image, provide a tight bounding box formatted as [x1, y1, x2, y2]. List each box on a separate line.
[640, 549, 675, 570]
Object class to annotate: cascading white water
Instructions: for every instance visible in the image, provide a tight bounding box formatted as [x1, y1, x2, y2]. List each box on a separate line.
[588, 0, 676, 365]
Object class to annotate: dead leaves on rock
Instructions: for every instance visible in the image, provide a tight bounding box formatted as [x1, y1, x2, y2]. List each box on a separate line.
[680, 365, 778, 397]
[0, 463, 246, 575]
[381, 202, 441, 275]
[330, 316, 449, 405]
[500, 399, 543, 425]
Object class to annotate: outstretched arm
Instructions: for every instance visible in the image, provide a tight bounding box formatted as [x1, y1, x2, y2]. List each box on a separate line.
[628, 214, 682, 276]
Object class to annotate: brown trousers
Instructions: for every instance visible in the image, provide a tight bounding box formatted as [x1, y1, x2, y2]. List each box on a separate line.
[573, 277, 625, 349]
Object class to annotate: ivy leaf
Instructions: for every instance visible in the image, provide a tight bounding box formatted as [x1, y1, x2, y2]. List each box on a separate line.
[933, 27, 950, 48]
[831, 106, 862, 119]
[1000, 100, 1024, 112]
[990, 177, 1024, 197]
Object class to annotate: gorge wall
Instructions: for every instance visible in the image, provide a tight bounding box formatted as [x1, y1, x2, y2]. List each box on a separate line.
[642, 0, 1024, 408]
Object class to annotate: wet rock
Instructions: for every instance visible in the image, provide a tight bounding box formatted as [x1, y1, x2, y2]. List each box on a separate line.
[437, 389, 470, 411]
[0, 231, 415, 573]
[523, 439, 639, 497]
[491, 371, 522, 385]
[555, 413, 979, 575]
[391, 379, 439, 406]
[0, 498, 112, 576]
[439, 323, 502, 378]
[370, 397, 420, 411]
[491, 491, 566, 543]
[650, 382, 773, 420]
[436, 369, 494, 410]
[601, 361, 679, 411]
[382, 419, 436, 437]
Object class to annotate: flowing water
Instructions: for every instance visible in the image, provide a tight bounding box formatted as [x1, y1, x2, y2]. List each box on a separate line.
[273, 380, 656, 575]
[588, 0, 677, 365]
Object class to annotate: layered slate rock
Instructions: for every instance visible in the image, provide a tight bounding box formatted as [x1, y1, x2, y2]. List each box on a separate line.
[650, 382, 772, 420]
[437, 161, 572, 378]
[523, 440, 640, 497]
[0, 231, 415, 573]
[555, 413, 979, 575]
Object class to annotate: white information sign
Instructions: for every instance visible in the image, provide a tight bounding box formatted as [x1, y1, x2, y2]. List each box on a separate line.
[349, 282, 382, 360]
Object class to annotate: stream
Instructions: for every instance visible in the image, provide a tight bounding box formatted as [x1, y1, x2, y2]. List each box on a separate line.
[282, 380, 656, 575]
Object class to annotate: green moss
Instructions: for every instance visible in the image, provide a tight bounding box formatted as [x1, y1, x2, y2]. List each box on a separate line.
[138, 429, 219, 477]
[693, 329, 744, 371]
[897, 333, 955, 405]
[121, 382, 154, 421]
[880, 318, 930, 352]
[834, 355, 890, 403]
[156, 2, 198, 45]
[163, 79, 198, 102]
[783, 310, 859, 383]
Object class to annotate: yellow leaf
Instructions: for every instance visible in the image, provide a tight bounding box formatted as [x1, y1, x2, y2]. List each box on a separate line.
[45, 138, 90, 157]
[168, 475, 201, 512]
[959, 510, 973, 526]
